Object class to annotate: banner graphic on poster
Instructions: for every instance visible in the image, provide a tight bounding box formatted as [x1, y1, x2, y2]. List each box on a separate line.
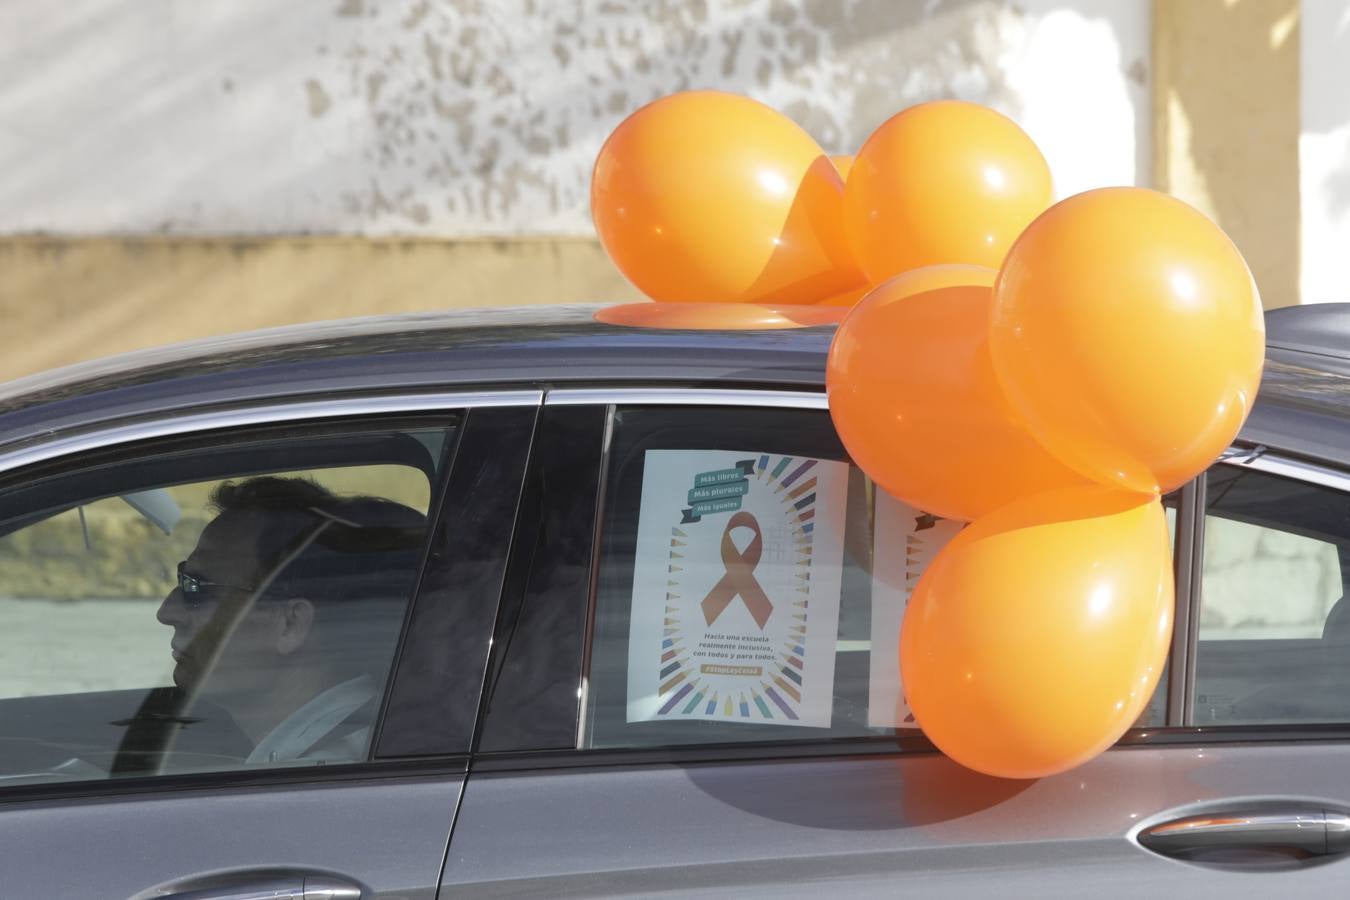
[627, 450, 848, 728]
[868, 492, 964, 728]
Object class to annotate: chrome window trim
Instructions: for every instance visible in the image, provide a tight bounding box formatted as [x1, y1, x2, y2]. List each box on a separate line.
[1218, 448, 1350, 494]
[1169, 476, 1204, 727]
[544, 387, 828, 410]
[550, 387, 828, 748]
[0, 389, 543, 478]
[1188, 449, 1350, 728]
[574, 404, 615, 750]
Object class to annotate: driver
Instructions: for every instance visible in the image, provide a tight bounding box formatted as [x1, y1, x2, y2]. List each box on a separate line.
[155, 476, 425, 764]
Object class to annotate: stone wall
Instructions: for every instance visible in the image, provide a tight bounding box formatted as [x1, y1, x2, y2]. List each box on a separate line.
[0, 0, 1150, 379]
[1202, 516, 1342, 639]
[0, 0, 1149, 236]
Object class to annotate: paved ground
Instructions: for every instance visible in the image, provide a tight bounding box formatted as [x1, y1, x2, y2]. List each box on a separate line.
[0, 598, 170, 698]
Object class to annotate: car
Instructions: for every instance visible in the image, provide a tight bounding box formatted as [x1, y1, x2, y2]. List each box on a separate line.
[0, 301, 1348, 898]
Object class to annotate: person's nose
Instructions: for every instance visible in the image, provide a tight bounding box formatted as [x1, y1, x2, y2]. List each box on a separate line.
[157, 588, 187, 627]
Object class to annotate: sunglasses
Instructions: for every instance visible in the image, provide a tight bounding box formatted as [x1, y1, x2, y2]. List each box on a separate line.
[176, 561, 265, 608]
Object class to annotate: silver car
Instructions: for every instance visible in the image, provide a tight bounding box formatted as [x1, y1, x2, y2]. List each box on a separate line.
[0, 303, 1348, 898]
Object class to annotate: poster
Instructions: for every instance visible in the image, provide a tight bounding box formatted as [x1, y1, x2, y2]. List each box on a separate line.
[868, 490, 964, 728]
[626, 450, 849, 728]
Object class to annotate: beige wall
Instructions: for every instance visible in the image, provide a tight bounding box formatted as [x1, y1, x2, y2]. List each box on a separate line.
[0, 236, 641, 381]
[1152, 0, 1301, 309]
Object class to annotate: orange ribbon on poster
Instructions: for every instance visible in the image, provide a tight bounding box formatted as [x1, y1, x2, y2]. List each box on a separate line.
[701, 512, 774, 629]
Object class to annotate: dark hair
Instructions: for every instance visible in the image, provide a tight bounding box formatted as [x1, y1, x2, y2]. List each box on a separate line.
[210, 475, 340, 517]
[208, 476, 427, 608]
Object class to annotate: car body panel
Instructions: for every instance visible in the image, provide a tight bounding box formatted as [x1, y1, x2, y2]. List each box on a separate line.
[444, 745, 1350, 897]
[0, 306, 833, 457]
[0, 303, 1340, 477]
[0, 303, 1349, 895]
[0, 778, 460, 900]
[0, 386, 538, 899]
[440, 355, 1350, 895]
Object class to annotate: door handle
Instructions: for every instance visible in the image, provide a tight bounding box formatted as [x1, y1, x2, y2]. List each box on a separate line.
[1138, 806, 1350, 861]
[155, 875, 303, 900]
[134, 870, 362, 900]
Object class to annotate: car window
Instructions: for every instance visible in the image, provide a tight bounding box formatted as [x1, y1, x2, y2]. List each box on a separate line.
[1194, 464, 1350, 724]
[581, 406, 1174, 750]
[0, 420, 455, 787]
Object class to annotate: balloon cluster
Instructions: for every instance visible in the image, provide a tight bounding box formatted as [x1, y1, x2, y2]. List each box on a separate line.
[592, 91, 1265, 778]
[829, 122, 1262, 780]
[591, 91, 1056, 315]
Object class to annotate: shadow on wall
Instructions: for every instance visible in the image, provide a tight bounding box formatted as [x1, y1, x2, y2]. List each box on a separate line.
[290, 0, 1045, 227]
[301, 0, 1140, 228]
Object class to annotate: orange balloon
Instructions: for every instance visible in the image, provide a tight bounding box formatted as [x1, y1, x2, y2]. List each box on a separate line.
[900, 486, 1173, 779]
[843, 101, 1052, 282]
[819, 264, 997, 308]
[592, 91, 864, 305]
[827, 270, 1084, 521]
[878, 263, 996, 294]
[830, 154, 854, 180]
[772, 304, 850, 326]
[990, 187, 1265, 494]
[594, 302, 844, 330]
[816, 284, 873, 307]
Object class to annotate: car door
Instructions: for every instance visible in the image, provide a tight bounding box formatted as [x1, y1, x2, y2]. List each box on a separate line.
[443, 388, 1350, 898]
[0, 390, 537, 900]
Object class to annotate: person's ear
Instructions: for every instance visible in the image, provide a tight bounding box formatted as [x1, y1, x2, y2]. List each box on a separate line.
[275, 598, 315, 654]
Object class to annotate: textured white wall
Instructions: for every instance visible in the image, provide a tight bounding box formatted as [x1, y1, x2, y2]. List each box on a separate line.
[1301, 0, 1350, 303]
[0, 0, 1149, 237]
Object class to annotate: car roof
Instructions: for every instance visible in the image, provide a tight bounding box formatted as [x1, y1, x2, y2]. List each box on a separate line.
[1265, 303, 1350, 358]
[0, 304, 836, 455]
[0, 302, 1348, 468]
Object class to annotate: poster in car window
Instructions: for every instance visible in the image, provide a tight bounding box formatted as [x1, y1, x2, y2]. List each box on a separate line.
[626, 450, 848, 728]
[867, 490, 964, 728]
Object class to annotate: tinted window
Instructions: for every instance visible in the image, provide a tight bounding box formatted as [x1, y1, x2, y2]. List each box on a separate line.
[582, 406, 1173, 750]
[0, 420, 454, 786]
[1194, 464, 1350, 724]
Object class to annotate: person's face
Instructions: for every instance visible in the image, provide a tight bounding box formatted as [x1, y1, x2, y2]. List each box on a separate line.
[155, 512, 291, 700]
